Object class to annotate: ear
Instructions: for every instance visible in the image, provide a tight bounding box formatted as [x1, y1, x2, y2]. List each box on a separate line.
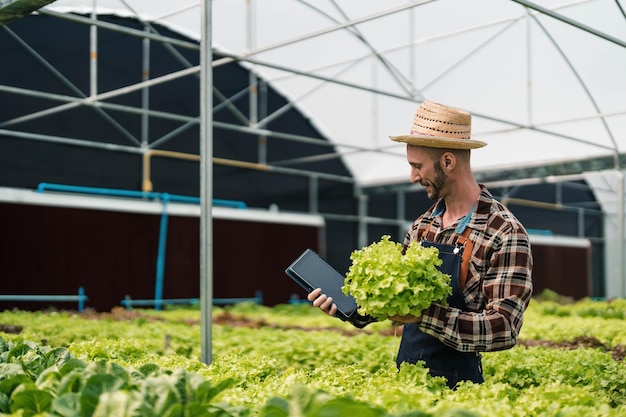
[441, 152, 456, 171]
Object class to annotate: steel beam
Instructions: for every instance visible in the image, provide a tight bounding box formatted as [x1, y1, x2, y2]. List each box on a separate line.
[0, 0, 54, 26]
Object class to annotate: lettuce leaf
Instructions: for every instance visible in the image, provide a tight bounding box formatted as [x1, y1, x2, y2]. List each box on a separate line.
[342, 235, 451, 321]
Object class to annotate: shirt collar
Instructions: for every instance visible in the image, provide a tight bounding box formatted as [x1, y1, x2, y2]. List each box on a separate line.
[426, 184, 493, 232]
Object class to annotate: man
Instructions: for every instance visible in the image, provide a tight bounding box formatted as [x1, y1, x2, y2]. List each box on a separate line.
[308, 100, 533, 388]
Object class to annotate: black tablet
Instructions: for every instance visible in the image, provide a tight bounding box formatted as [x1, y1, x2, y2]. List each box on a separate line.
[285, 249, 358, 321]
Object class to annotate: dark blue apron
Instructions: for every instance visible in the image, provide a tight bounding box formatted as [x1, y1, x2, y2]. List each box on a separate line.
[395, 239, 484, 389]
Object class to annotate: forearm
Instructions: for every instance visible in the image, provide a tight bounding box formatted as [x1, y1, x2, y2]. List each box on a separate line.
[419, 295, 528, 352]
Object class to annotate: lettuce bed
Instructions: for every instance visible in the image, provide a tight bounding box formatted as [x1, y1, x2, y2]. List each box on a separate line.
[0, 299, 625, 416]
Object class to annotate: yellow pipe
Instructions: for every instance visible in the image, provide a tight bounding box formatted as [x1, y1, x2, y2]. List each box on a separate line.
[142, 150, 268, 192]
[142, 150, 199, 192]
[212, 157, 269, 171]
[501, 197, 563, 211]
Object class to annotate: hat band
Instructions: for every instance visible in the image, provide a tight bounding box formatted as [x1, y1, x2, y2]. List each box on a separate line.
[410, 129, 471, 140]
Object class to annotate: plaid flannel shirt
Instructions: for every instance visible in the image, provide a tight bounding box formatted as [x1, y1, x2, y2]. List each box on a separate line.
[404, 185, 533, 352]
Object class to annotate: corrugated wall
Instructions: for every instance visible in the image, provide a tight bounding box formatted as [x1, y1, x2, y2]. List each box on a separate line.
[0, 202, 321, 311]
[529, 242, 592, 300]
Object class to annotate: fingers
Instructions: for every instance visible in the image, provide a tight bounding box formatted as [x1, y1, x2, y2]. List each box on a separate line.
[308, 288, 337, 316]
[307, 288, 322, 301]
[311, 293, 331, 309]
[327, 302, 338, 316]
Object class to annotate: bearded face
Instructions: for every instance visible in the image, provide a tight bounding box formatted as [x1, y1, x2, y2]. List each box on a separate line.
[424, 160, 448, 200]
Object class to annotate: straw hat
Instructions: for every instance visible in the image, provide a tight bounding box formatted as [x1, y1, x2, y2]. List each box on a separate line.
[390, 100, 487, 149]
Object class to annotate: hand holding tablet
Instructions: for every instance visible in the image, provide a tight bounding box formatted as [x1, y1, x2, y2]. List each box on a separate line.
[285, 249, 358, 321]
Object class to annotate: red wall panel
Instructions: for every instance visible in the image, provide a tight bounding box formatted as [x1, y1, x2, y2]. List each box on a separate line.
[0, 202, 320, 311]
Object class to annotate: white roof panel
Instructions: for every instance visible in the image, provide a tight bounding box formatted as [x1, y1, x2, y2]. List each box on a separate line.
[40, 0, 626, 186]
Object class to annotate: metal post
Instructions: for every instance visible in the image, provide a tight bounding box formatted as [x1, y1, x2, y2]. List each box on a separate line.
[309, 175, 319, 214]
[577, 207, 584, 238]
[200, 0, 213, 364]
[357, 191, 368, 248]
[617, 170, 625, 297]
[396, 190, 406, 240]
[89, 1, 97, 98]
[141, 24, 151, 148]
[525, 9, 532, 125]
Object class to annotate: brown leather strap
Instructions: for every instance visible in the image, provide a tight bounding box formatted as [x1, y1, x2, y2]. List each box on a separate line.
[420, 220, 435, 241]
[456, 227, 473, 290]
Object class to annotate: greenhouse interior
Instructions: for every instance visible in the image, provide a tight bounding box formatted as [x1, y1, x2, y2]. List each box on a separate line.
[2, 0, 625, 307]
[1, 1, 626, 416]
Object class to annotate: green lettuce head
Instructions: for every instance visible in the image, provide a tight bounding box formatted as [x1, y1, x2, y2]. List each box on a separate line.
[342, 235, 452, 321]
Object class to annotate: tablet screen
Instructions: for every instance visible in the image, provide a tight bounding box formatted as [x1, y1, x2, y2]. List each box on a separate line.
[285, 249, 358, 320]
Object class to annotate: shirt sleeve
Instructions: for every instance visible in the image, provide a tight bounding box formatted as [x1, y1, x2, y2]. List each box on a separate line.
[418, 227, 533, 352]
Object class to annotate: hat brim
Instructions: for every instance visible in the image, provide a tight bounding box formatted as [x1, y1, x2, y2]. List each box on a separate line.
[389, 134, 487, 150]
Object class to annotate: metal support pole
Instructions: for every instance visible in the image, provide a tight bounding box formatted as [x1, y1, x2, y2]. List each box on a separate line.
[309, 175, 319, 214]
[89, 1, 97, 98]
[617, 170, 625, 297]
[258, 81, 268, 165]
[511, 0, 626, 48]
[396, 190, 406, 240]
[525, 9, 532, 125]
[357, 191, 369, 248]
[200, 0, 213, 365]
[141, 24, 151, 148]
[577, 207, 584, 238]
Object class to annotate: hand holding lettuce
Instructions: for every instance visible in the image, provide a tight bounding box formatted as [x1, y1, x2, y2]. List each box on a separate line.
[342, 235, 451, 322]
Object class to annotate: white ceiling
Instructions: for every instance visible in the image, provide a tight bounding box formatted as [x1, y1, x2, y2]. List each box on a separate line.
[44, 0, 626, 186]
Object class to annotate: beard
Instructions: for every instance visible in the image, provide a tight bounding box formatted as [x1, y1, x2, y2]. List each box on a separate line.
[425, 161, 447, 200]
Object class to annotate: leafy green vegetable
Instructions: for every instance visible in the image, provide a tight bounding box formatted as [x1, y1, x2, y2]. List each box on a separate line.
[259, 384, 388, 417]
[2, 302, 626, 416]
[9, 387, 54, 417]
[343, 235, 452, 321]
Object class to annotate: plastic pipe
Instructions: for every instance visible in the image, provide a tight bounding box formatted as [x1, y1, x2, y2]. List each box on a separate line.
[0, 287, 88, 312]
[78, 286, 86, 311]
[36, 183, 247, 312]
[120, 290, 263, 309]
[141, 149, 270, 195]
[142, 149, 200, 192]
[154, 193, 170, 310]
[36, 182, 246, 208]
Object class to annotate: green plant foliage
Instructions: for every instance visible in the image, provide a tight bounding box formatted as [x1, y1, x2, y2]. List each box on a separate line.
[520, 300, 626, 346]
[343, 235, 452, 320]
[259, 384, 388, 417]
[1, 298, 626, 416]
[0, 336, 239, 417]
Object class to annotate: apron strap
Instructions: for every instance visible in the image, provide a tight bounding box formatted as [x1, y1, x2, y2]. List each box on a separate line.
[456, 227, 473, 290]
[420, 220, 435, 241]
[420, 218, 474, 290]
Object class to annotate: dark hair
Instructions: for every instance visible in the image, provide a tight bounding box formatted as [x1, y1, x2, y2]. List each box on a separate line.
[428, 148, 470, 162]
